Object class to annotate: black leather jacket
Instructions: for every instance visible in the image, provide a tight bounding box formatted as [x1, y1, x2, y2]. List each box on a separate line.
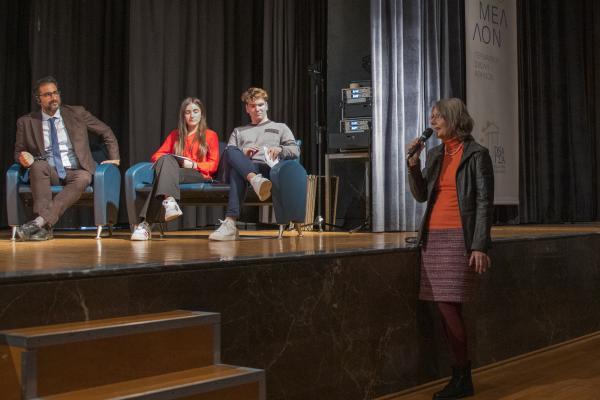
[408, 137, 494, 252]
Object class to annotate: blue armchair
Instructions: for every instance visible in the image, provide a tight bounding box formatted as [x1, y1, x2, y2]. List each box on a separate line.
[125, 144, 307, 238]
[6, 163, 121, 240]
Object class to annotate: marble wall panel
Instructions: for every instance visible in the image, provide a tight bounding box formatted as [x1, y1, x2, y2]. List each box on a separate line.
[1, 235, 600, 399]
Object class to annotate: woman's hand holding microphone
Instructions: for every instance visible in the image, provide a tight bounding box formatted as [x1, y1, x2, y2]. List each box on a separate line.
[406, 128, 433, 167]
[406, 138, 425, 167]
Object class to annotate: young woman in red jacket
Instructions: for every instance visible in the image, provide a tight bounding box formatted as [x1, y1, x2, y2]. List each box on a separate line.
[131, 97, 219, 240]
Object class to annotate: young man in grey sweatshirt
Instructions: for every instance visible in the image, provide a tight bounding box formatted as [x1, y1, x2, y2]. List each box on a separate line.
[209, 87, 299, 241]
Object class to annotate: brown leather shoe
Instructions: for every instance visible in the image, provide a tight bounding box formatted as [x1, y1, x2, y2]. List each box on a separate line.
[30, 227, 53, 241]
[16, 220, 41, 241]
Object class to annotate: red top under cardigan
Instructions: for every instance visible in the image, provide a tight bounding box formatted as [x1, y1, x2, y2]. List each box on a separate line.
[427, 137, 464, 229]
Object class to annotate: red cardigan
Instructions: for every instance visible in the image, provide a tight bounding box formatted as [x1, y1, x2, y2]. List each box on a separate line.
[151, 128, 220, 179]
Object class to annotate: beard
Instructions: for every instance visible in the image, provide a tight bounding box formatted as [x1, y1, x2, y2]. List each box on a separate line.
[43, 101, 60, 114]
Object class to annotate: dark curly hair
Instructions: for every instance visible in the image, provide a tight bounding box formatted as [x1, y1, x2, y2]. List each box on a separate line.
[32, 76, 59, 98]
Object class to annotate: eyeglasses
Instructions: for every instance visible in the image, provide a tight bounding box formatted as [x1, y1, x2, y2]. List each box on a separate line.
[38, 90, 61, 99]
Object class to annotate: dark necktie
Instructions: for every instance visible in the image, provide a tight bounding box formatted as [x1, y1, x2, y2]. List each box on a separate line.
[49, 117, 66, 179]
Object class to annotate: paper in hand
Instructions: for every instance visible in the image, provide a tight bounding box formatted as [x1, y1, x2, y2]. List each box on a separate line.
[263, 146, 279, 168]
[171, 154, 194, 167]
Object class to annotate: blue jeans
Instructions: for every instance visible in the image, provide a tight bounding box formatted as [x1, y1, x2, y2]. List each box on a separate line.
[221, 146, 270, 218]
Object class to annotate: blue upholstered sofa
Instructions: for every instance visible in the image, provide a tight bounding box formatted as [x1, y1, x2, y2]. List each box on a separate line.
[6, 163, 121, 240]
[124, 144, 307, 238]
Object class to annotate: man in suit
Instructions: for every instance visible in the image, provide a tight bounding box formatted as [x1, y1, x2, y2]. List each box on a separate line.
[14, 76, 120, 241]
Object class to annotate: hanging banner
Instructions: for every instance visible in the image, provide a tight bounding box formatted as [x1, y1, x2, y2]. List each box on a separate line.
[466, 0, 519, 204]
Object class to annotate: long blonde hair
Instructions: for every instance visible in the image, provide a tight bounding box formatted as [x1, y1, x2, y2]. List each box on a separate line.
[175, 97, 208, 160]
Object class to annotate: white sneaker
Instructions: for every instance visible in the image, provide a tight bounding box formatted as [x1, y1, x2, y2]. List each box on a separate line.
[208, 219, 239, 241]
[131, 221, 151, 241]
[163, 198, 183, 221]
[250, 174, 272, 201]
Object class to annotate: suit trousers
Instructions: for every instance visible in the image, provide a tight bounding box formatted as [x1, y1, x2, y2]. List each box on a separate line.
[222, 146, 270, 218]
[29, 160, 92, 226]
[139, 154, 208, 223]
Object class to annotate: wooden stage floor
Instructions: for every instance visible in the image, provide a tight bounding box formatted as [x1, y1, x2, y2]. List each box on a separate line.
[380, 331, 600, 400]
[1, 224, 600, 281]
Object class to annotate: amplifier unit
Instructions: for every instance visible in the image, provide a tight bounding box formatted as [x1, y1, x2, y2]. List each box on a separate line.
[340, 118, 371, 134]
[342, 102, 372, 118]
[342, 87, 372, 104]
[328, 133, 370, 150]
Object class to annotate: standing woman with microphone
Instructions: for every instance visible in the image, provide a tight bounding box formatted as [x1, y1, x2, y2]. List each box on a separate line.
[407, 98, 494, 399]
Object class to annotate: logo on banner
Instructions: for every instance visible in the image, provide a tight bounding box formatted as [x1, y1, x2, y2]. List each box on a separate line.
[472, 1, 508, 48]
[480, 121, 506, 173]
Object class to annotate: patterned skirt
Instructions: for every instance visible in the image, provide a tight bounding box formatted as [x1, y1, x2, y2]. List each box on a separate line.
[419, 228, 478, 303]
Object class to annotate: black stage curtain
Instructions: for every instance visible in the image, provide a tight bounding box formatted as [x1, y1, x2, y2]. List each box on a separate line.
[518, 0, 600, 223]
[128, 0, 265, 162]
[0, 0, 32, 227]
[24, 0, 129, 227]
[29, 0, 129, 137]
[128, 0, 325, 228]
[262, 0, 328, 174]
[0, 0, 325, 228]
[128, 0, 324, 166]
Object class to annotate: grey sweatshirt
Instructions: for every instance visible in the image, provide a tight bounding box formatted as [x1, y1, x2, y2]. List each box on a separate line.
[227, 120, 300, 162]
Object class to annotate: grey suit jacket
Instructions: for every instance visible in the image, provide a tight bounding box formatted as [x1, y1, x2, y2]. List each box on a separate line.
[14, 105, 120, 174]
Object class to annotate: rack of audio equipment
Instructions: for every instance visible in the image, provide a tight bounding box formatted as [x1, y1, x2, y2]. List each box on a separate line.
[328, 81, 372, 151]
[324, 81, 372, 230]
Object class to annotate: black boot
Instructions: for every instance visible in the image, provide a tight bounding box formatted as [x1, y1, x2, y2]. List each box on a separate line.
[433, 362, 474, 399]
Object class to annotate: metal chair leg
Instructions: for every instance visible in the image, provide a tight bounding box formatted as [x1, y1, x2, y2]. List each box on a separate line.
[95, 225, 103, 240]
[294, 222, 303, 237]
[108, 225, 113, 237]
[159, 223, 165, 238]
[278, 225, 285, 239]
[11, 226, 17, 241]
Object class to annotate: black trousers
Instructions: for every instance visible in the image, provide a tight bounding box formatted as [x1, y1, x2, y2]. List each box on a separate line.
[139, 154, 208, 223]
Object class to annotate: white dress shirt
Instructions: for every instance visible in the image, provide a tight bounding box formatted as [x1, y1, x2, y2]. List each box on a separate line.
[42, 109, 80, 169]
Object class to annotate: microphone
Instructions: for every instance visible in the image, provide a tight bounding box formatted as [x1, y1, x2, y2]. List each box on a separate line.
[407, 128, 434, 158]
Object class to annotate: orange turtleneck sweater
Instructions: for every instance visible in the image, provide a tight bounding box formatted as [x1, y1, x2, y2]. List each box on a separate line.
[427, 137, 464, 229]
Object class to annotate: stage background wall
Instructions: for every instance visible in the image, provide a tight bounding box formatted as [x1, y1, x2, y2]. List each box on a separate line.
[0, 0, 33, 229]
[518, 0, 600, 223]
[1, 0, 600, 229]
[0, 0, 326, 229]
[325, 0, 372, 228]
